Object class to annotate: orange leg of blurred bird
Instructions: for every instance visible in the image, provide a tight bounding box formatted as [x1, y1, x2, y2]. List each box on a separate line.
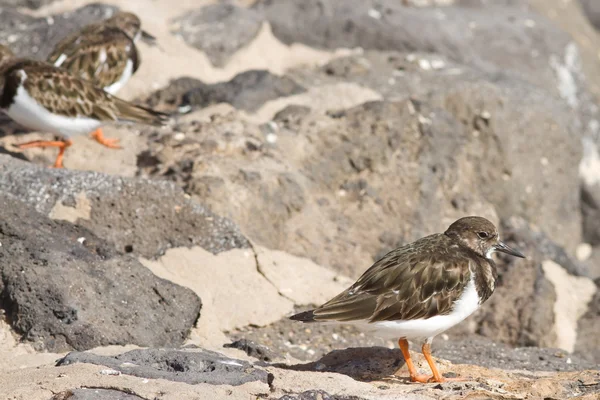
[421, 342, 445, 383]
[397, 339, 433, 383]
[90, 128, 121, 149]
[18, 139, 73, 168]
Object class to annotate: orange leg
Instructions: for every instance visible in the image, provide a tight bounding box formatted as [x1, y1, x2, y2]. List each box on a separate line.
[421, 342, 445, 383]
[18, 139, 73, 168]
[396, 339, 432, 383]
[90, 128, 121, 149]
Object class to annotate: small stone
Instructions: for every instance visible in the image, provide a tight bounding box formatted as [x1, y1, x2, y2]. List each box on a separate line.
[266, 133, 278, 144]
[174, 132, 186, 141]
[100, 369, 121, 376]
[418, 59, 432, 70]
[575, 243, 592, 261]
[367, 8, 382, 19]
[77, 237, 86, 244]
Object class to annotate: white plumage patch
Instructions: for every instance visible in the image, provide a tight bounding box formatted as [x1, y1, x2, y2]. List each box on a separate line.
[4, 72, 101, 138]
[349, 275, 481, 341]
[104, 59, 133, 95]
[53, 53, 68, 67]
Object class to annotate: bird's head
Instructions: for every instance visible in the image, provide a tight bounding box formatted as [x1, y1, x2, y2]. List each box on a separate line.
[445, 216, 525, 260]
[108, 11, 156, 44]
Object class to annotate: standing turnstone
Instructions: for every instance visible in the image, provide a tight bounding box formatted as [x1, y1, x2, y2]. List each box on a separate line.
[0, 45, 168, 168]
[290, 216, 525, 383]
[47, 11, 156, 149]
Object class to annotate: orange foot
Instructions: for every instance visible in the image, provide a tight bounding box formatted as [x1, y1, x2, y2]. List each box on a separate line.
[397, 339, 466, 384]
[18, 139, 73, 168]
[90, 128, 121, 149]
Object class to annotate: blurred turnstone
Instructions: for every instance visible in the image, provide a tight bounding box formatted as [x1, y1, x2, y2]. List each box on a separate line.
[291, 216, 525, 383]
[47, 11, 156, 149]
[0, 45, 168, 168]
[48, 11, 155, 95]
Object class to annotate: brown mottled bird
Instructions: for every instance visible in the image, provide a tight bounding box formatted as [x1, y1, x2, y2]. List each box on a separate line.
[291, 216, 525, 383]
[46, 11, 156, 149]
[0, 45, 168, 168]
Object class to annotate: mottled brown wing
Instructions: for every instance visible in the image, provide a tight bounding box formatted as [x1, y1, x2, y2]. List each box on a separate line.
[47, 29, 137, 90]
[18, 61, 121, 121]
[312, 235, 473, 322]
[47, 22, 104, 65]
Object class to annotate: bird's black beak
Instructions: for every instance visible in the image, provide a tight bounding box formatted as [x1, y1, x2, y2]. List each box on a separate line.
[141, 30, 157, 45]
[494, 241, 526, 258]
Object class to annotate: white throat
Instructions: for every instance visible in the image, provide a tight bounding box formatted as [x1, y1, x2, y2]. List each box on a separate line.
[485, 247, 496, 260]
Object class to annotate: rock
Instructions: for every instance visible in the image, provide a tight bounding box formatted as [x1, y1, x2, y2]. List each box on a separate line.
[57, 347, 272, 386]
[0, 0, 57, 9]
[0, 3, 119, 60]
[277, 390, 367, 400]
[172, 2, 263, 67]
[223, 339, 277, 362]
[255, 0, 579, 100]
[0, 193, 200, 352]
[580, 0, 600, 31]
[284, 341, 595, 383]
[0, 156, 249, 259]
[434, 336, 597, 372]
[180, 70, 306, 113]
[54, 389, 144, 400]
[575, 279, 600, 364]
[140, 85, 581, 276]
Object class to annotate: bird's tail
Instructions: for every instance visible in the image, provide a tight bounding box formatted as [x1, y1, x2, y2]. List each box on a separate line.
[114, 98, 170, 126]
[289, 309, 316, 322]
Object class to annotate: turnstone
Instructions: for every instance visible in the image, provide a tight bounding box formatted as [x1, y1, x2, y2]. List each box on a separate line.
[47, 11, 155, 149]
[0, 45, 168, 168]
[47, 11, 155, 95]
[291, 216, 525, 383]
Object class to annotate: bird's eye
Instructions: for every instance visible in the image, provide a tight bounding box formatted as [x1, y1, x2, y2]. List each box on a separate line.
[477, 231, 489, 239]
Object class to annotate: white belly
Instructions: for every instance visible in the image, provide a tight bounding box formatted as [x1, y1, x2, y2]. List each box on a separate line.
[5, 84, 101, 138]
[353, 276, 481, 341]
[104, 59, 133, 95]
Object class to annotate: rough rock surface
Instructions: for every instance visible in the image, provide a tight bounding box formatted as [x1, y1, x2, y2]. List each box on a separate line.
[0, 3, 119, 61]
[0, 156, 249, 259]
[0, 0, 598, 399]
[171, 2, 264, 67]
[575, 279, 600, 364]
[53, 389, 145, 400]
[57, 348, 272, 386]
[0, 193, 200, 352]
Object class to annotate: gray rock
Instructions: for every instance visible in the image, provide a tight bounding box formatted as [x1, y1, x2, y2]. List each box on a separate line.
[180, 70, 306, 112]
[580, 0, 600, 31]
[0, 0, 57, 10]
[57, 348, 272, 386]
[53, 389, 144, 400]
[277, 390, 367, 400]
[0, 155, 249, 258]
[434, 336, 598, 372]
[282, 339, 594, 383]
[0, 3, 119, 60]
[255, 0, 576, 98]
[224, 338, 277, 362]
[172, 2, 263, 67]
[0, 193, 200, 352]
[574, 279, 600, 364]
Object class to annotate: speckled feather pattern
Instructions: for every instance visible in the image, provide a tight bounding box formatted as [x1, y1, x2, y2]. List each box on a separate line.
[47, 12, 142, 91]
[297, 218, 500, 324]
[48, 28, 139, 91]
[0, 58, 164, 125]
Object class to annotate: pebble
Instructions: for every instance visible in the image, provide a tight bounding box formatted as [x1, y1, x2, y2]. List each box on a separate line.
[575, 243, 592, 262]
